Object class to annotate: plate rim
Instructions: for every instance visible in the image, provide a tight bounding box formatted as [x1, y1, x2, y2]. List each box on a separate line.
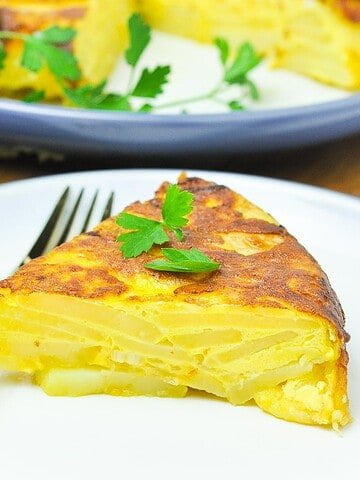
[1, 93, 360, 124]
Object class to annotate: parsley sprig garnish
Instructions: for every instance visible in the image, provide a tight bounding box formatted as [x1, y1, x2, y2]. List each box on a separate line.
[124, 13, 169, 99]
[0, 14, 262, 112]
[117, 184, 193, 258]
[0, 26, 81, 82]
[117, 214, 169, 258]
[116, 184, 220, 274]
[155, 38, 262, 111]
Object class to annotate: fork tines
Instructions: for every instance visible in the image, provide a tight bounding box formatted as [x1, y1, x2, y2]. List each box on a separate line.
[19, 187, 115, 269]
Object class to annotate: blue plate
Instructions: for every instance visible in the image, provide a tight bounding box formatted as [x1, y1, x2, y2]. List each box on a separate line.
[0, 95, 359, 157]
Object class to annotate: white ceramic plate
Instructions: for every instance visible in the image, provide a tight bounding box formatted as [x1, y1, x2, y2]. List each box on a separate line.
[0, 169, 359, 480]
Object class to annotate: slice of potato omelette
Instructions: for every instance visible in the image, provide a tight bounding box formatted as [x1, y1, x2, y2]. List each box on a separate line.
[0, 176, 350, 428]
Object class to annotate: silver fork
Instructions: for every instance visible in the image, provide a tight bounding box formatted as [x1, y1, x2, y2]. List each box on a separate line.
[18, 187, 115, 270]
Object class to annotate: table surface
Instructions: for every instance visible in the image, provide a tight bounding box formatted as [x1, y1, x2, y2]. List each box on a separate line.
[1, 134, 360, 197]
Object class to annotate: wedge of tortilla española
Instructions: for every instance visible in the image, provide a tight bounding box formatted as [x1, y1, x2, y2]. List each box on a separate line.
[0, 176, 350, 428]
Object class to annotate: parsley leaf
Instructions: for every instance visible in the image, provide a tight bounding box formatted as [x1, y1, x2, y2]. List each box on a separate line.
[38, 26, 76, 45]
[228, 100, 245, 111]
[116, 184, 194, 257]
[138, 103, 153, 113]
[21, 39, 43, 72]
[117, 213, 169, 258]
[125, 13, 151, 67]
[63, 82, 106, 107]
[23, 90, 45, 103]
[64, 82, 131, 110]
[225, 42, 261, 84]
[214, 37, 229, 66]
[42, 43, 81, 80]
[145, 248, 220, 273]
[132, 66, 171, 98]
[21, 35, 81, 80]
[244, 78, 260, 100]
[162, 184, 194, 240]
[0, 42, 6, 70]
[94, 94, 131, 111]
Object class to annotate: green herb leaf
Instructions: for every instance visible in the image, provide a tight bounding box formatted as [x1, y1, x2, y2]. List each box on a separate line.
[41, 43, 81, 80]
[162, 184, 194, 232]
[225, 42, 261, 84]
[138, 103, 153, 113]
[214, 37, 229, 66]
[20, 36, 81, 80]
[38, 26, 76, 45]
[93, 94, 131, 111]
[116, 184, 194, 258]
[23, 90, 45, 103]
[64, 82, 131, 110]
[0, 42, 6, 70]
[244, 78, 260, 101]
[21, 39, 43, 72]
[145, 248, 220, 273]
[116, 213, 169, 258]
[63, 83, 106, 107]
[125, 13, 151, 67]
[228, 100, 245, 111]
[132, 65, 170, 98]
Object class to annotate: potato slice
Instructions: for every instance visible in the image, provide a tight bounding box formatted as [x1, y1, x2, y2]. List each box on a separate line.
[35, 367, 188, 398]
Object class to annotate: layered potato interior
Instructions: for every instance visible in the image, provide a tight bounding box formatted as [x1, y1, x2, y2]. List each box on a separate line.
[138, 0, 284, 55]
[0, 290, 348, 428]
[276, 0, 360, 89]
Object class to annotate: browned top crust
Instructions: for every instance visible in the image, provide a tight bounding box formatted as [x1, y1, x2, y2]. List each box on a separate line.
[0, 177, 348, 343]
[0, 3, 86, 34]
[336, 0, 360, 22]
